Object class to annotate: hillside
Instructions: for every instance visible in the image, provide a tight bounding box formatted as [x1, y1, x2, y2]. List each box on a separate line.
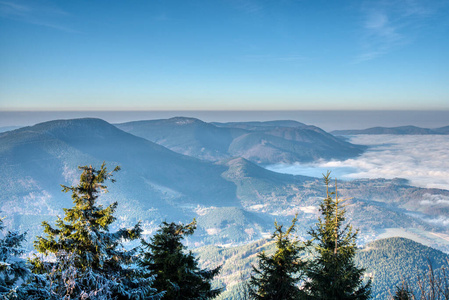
[2, 118, 449, 252]
[356, 237, 449, 299]
[194, 237, 449, 299]
[116, 117, 246, 161]
[227, 125, 364, 164]
[0, 118, 236, 204]
[117, 117, 366, 164]
[0, 118, 238, 245]
[220, 158, 449, 248]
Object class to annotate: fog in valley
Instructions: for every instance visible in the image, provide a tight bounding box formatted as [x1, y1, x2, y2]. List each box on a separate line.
[268, 134, 449, 190]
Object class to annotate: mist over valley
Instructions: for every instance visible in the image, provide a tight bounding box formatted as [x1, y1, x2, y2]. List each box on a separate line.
[2, 115, 449, 298]
[268, 134, 449, 190]
[2, 117, 449, 248]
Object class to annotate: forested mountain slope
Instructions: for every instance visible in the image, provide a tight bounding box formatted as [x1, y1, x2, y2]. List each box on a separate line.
[117, 117, 365, 164]
[2, 118, 449, 252]
[195, 237, 449, 300]
[356, 237, 449, 299]
[0, 118, 238, 245]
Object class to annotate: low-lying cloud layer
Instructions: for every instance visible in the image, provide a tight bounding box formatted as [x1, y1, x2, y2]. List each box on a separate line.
[268, 135, 449, 190]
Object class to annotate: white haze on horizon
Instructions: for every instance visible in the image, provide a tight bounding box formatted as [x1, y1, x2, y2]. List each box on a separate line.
[267, 135, 449, 191]
[1, 110, 449, 131]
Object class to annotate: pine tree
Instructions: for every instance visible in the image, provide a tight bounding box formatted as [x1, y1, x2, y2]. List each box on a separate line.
[249, 216, 306, 300]
[140, 220, 222, 300]
[304, 172, 371, 300]
[392, 282, 413, 300]
[28, 163, 159, 299]
[0, 215, 29, 298]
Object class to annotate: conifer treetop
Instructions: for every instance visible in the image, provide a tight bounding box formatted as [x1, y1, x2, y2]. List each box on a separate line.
[140, 219, 222, 300]
[304, 172, 371, 300]
[34, 162, 135, 260]
[29, 163, 157, 299]
[249, 215, 306, 300]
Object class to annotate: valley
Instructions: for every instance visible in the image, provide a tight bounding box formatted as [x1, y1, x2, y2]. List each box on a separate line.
[1, 116, 449, 298]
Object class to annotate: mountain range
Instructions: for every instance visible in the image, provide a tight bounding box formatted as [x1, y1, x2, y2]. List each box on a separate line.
[116, 117, 365, 164]
[331, 125, 449, 135]
[1, 117, 449, 254]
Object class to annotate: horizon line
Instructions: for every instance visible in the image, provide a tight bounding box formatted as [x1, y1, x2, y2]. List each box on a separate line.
[2, 109, 449, 112]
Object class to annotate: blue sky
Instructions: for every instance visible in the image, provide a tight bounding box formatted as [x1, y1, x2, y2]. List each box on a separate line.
[0, 0, 448, 111]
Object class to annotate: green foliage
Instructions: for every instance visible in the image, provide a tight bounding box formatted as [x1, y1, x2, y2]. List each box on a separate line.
[393, 282, 413, 300]
[249, 216, 305, 300]
[304, 172, 371, 300]
[29, 163, 158, 299]
[140, 220, 222, 300]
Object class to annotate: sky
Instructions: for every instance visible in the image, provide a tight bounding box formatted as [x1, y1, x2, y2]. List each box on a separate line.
[0, 0, 448, 111]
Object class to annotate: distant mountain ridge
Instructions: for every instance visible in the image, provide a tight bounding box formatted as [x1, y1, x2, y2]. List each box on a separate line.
[116, 117, 245, 161]
[2, 117, 449, 252]
[332, 125, 449, 135]
[0, 118, 240, 246]
[0, 118, 236, 206]
[116, 117, 366, 164]
[0, 126, 22, 133]
[211, 120, 307, 130]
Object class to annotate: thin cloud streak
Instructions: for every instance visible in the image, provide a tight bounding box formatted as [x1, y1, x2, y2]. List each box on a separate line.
[355, 0, 439, 62]
[0, 1, 30, 17]
[0, 0, 77, 33]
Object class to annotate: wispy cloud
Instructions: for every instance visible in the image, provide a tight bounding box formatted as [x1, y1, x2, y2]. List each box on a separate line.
[355, 0, 440, 62]
[0, 0, 77, 33]
[0, 1, 30, 17]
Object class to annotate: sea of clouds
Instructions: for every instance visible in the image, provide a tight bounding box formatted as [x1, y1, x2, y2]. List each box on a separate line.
[267, 135, 449, 191]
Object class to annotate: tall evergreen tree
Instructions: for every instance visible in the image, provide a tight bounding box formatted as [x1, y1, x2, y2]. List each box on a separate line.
[249, 216, 306, 300]
[140, 220, 222, 300]
[29, 163, 159, 299]
[0, 215, 29, 298]
[304, 172, 371, 300]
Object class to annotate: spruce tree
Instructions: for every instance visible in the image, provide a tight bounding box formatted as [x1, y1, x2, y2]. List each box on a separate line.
[0, 215, 29, 298]
[249, 216, 305, 300]
[29, 163, 159, 299]
[140, 220, 222, 300]
[392, 282, 413, 300]
[304, 172, 371, 300]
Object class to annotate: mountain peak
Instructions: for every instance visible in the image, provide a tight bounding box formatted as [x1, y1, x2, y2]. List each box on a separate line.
[168, 117, 205, 125]
[213, 120, 307, 130]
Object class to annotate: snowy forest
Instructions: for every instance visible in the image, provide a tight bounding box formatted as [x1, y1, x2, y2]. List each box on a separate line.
[1, 163, 448, 300]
